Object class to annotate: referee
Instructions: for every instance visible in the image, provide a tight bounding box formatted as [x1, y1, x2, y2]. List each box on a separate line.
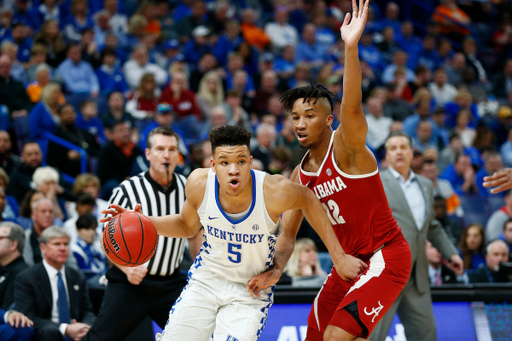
[83, 126, 203, 341]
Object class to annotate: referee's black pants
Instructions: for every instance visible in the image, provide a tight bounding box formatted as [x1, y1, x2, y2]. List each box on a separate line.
[82, 269, 187, 341]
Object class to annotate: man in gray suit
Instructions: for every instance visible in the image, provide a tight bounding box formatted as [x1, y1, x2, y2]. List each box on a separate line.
[370, 131, 464, 341]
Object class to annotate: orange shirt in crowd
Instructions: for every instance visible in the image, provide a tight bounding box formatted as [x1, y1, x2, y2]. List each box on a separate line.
[145, 19, 161, 36]
[432, 4, 471, 36]
[241, 23, 271, 51]
[26, 82, 66, 103]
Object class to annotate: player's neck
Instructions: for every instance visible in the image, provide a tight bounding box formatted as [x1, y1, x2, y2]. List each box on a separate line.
[218, 178, 253, 214]
[306, 130, 333, 170]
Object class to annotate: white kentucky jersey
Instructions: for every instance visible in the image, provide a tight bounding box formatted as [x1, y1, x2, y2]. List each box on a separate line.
[196, 169, 282, 284]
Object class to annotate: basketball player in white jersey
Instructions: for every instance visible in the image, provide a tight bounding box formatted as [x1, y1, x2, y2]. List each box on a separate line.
[102, 125, 367, 341]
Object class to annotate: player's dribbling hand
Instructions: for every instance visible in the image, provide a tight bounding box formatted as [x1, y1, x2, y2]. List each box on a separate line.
[100, 204, 143, 223]
[483, 168, 512, 194]
[125, 265, 148, 285]
[334, 254, 368, 281]
[246, 269, 282, 298]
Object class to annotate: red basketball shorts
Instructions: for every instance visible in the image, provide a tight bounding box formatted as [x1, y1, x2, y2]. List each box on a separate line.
[306, 236, 411, 340]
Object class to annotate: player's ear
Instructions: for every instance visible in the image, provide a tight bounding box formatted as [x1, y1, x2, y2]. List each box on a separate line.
[326, 114, 334, 127]
[250, 155, 253, 168]
[210, 156, 216, 172]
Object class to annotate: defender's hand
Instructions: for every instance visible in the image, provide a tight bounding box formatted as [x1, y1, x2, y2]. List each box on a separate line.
[340, 0, 370, 48]
[334, 254, 368, 281]
[483, 168, 512, 194]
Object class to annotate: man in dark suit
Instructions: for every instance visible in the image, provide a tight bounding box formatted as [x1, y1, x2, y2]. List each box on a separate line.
[15, 226, 96, 341]
[426, 240, 459, 285]
[370, 131, 464, 341]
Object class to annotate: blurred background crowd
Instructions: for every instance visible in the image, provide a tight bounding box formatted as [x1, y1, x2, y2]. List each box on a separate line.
[0, 0, 512, 301]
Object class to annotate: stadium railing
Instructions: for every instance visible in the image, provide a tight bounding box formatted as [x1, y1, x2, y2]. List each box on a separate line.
[40, 132, 87, 184]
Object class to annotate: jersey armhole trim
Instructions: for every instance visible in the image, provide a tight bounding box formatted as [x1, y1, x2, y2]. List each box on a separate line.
[331, 152, 379, 179]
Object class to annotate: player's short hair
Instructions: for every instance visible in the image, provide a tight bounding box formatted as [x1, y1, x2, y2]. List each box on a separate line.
[279, 82, 334, 113]
[146, 126, 180, 150]
[40, 226, 70, 245]
[76, 213, 97, 230]
[384, 131, 412, 149]
[209, 125, 252, 155]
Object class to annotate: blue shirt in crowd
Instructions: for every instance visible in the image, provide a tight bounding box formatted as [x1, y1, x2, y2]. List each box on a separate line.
[57, 58, 99, 94]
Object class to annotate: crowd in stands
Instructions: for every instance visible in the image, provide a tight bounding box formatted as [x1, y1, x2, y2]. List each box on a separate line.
[0, 0, 512, 338]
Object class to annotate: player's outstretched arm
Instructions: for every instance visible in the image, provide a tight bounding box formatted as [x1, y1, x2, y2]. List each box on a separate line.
[483, 168, 512, 194]
[267, 174, 367, 280]
[101, 169, 206, 238]
[334, 0, 370, 152]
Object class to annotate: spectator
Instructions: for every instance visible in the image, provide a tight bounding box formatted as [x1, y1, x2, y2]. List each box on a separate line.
[439, 153, 477, 195]
[382, 50, 415, 84]
[433, 195, 463, 245]
[6, 142, 43, 204]
[28, 82, 61, 142]
[160, 71, 201, 120]
[1, 40, 27, 83]
[254, 70, 280, 115]
[476, 152, 504, 199]
[500, 219, 512, 256]
[468, 239, 511, 283]
[22, 198, 55, 267]
[123, 45, 167, 90]
[67, 173, 108, 223]
[188, 52, 218, 93]
[428, 69, 458, 106]
[0, 7, 14, 42]
[9, 22, 32, 64]
[0, 173, 19, 226]
[101, 92, 134, 140]
[295, 23, 327, 70]
[396, 21, 423, 61]
[382, 82, 414, 121]
[492, 59, 512, 100]
[32, 167, 66, 221]
[63, 193, 96, 244]
[379, 2, 401, 34]
[426, 241, 459, 285]
[459, 223, 486, 271]
[139, 103, 188, 157]
[25, 44, 50, 83]
[487, 189, 512, 241]
[71, 213, 107, 281]
[501, 128, 512, 168]
[176, 0, 208, 42]
[414, 35, 442, 72]
[76, 100, 106, 143]
[92, 10, 111, 46]
[33, 20, 67, 68]
[63, 0, 94, 42]
[264, 5, 299, 54]
[56, 44, 99, 97]
[251, 123, 276, 173]
[198, 105, 228, 141]
[439, 133, 464, 172]
[366, 96, 392, 154]
[462, 37, 487, 83]
[431, 107, 450, 149]
[422, 160, 463, 218]
[182, 25, 212, 67]
[197, 70, 225, 118]
[432, 0, 471, 39]
[155, 40, 182, 72]
[408, 65, 431, 96]
[376, 26, 400, 64]
[488, 105, 512, 149]
[125, 73, 159, 120]
[221, 89, 252, 133]
[26, 63, 61, 103]
[0, 131, 21, 176]
[285, 238, 327, 288]
[95, 47, 129, 97]
[413, 121, 437, 153]
[97, 120, 143, 199]
[104, 0, 128, 37]
[46, 104, 100, 177]
[213, 20, 242, 67]
[33, 0, 61, 29]
[444, 52, 466, 87]
[0, 55, 31, 119]
[15, 226, 96, 341]
[358, 30, 386, 75]
[454, 109, 476, 147]
[240, 8, 270, 52]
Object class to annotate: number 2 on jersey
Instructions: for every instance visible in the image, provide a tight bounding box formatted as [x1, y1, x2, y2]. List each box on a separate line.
[228, 243, 242, 263]
[322, 200, 346, 225]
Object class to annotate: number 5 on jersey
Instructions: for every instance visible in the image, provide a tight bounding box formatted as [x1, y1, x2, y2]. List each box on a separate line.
[322, 200, 345, 225]
[228, 243, 242, 263]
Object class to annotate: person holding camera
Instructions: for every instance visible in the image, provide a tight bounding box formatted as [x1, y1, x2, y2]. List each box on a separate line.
[468, 239, 511, 283]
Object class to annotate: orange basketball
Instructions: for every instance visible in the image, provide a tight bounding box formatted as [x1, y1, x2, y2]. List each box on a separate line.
[102, 211, 158, 267]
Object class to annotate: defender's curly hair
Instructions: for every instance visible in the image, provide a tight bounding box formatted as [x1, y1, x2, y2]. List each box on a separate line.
[279, 82, 335, 112]
[209, 125, 252, 155]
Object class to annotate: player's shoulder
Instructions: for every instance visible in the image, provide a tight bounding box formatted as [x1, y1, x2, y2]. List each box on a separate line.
[186, 168, 209, 196]
[263, 172, 293, 189]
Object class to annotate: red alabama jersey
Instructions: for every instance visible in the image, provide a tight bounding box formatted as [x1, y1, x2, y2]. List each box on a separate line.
[298, 133, 402, 259]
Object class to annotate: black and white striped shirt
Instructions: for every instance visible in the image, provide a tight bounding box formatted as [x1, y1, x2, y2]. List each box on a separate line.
[107, 171, 187, 277]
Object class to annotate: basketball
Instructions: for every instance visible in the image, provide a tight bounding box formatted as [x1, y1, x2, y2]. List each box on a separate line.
[102, 211, 159, 267]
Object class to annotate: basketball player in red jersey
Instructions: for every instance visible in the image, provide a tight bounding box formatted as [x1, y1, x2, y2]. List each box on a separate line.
[247, 1, 411, 340]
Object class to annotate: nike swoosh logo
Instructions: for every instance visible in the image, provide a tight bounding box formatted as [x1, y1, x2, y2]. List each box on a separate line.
[208, 216, 219, 220]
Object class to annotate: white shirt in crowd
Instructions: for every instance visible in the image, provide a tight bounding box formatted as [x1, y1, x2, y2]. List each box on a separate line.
[366, 113, 393, 150]
[428, 82, 458, 106]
